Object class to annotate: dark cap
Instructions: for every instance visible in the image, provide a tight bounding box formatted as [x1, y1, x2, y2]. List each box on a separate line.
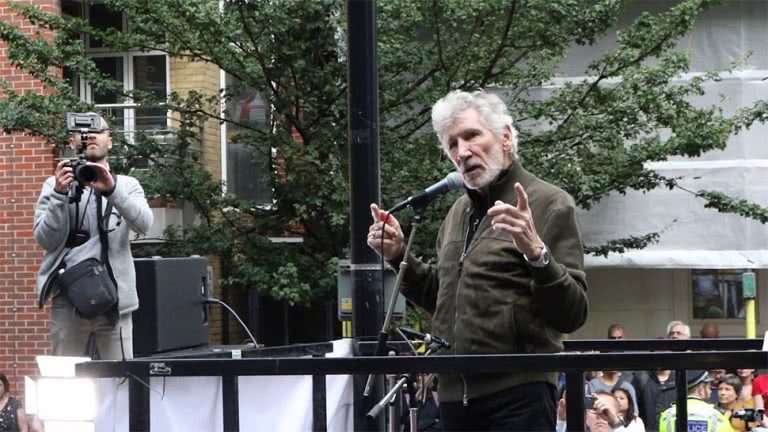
[686, 370, 713, 390]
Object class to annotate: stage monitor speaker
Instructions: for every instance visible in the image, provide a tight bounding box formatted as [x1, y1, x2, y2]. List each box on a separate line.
[133, 256, 209, 357]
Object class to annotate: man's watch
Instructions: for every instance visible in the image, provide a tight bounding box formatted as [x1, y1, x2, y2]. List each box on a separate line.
[524, 245, 550, 268]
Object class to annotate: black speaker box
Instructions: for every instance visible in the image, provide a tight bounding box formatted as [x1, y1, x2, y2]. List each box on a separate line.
[133, 256, 209, 357]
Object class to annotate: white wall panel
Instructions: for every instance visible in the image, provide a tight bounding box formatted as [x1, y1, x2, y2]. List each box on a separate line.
[572, 269, 767, 339]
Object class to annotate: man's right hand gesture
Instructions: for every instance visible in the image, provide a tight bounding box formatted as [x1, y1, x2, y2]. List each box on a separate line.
[367, 204, 405, 261]
[54, 160, 74, 194]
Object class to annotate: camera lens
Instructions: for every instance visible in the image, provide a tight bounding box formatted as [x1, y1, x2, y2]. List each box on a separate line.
[76, 164, 98, 183]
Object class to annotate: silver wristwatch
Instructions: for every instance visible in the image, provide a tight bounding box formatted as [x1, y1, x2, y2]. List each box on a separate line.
[524, 245, 550, 268]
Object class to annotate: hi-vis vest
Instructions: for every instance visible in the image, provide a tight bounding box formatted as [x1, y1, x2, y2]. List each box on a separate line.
[659, 397, 734, 432]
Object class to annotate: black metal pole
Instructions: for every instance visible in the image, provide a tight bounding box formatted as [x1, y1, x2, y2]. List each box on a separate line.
[222, 375, 239, 432]
[565, 372, 585, 431]
[313, 373, 328, 431]
[222, 255, 231, 344]
[347, 0, 383, 335]
[675, 369, 688, 432]
[347, 0, 384, 430]
[128, 372, 150, 432]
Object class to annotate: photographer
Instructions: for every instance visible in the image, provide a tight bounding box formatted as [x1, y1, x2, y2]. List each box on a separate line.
[34, 113, 153, 360]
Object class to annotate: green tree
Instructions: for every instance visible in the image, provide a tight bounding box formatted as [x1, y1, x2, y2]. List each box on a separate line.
[2, 0, 767, 307]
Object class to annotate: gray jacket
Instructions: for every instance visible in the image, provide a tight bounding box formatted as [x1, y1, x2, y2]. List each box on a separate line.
[34, 174, 153, 314]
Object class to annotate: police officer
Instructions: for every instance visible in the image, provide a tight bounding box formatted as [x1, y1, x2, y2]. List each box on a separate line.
[659, 370, 734, 432]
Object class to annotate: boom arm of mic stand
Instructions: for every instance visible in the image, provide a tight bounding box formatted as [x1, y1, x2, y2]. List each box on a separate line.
[366, 347, 438, 422]
[363, 214, 422, 397]
[366, 374, 410, 420]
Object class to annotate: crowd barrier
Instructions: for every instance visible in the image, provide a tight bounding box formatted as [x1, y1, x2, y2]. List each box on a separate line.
[75, 338, 767, 431]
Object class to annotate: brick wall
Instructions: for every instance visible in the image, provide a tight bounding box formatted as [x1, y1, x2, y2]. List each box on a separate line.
[169, 57, 222, 180]
[168, 58, 232, 343]
[0, 3, 236, 396]
[0, 0, 61, 400]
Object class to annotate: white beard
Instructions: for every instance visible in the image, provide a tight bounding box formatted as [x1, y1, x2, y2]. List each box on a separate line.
[462, 145, 506, 190]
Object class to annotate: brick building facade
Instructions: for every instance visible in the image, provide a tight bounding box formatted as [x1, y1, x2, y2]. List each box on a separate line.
[0, 0, 235, 398]
[1, 3, 342, 405]
[0, 0, 61, 398]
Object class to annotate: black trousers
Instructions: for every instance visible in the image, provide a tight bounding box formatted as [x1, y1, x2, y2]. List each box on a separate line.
[439, 381, 557, 432]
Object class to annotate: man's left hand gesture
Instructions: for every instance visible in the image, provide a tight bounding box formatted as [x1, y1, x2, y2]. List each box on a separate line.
[487, 182, 545, 260]
[85, 163, 116, 195]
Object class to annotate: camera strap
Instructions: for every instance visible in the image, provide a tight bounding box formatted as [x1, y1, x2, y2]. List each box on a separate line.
[75, 188, 92, 233]
[96, 193, 118, 288]
[39, 189, 115, 308]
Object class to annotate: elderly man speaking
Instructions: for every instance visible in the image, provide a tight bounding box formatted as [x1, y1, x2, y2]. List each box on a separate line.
[368, 90, 588, 431]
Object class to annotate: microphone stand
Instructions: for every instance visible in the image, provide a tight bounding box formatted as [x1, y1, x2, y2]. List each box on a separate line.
[367, 372, 412, 427]
[363, 212, 423, 397]
[365, 343, 440, 431]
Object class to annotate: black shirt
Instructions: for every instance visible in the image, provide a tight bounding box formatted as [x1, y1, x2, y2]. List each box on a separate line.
[0, 397, 21, 432]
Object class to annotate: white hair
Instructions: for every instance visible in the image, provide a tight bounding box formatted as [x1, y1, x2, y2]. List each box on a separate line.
[666, 320, 690, 337]
[430, 90, 519, 159]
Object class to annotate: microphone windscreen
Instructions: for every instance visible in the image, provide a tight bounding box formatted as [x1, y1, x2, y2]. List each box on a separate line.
[445, 172, 464, 191]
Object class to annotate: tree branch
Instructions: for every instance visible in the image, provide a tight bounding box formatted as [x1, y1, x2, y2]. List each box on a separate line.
[479, 0, 518, 87]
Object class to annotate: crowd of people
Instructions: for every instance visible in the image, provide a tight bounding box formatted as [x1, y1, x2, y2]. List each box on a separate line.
[394, 318, 766, 432]
[556, 321, 767, 432]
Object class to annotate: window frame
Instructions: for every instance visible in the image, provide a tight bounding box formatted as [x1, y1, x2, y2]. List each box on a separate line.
[83, 0, 129, 52]
[221, 74, 275, 206]
[690, 269, 759, 323]
[65, 1, 171, 137]
[83, 51, 171, 133]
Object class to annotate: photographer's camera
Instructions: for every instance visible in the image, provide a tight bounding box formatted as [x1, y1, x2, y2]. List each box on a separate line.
[66, 158, 98, 184]
[66, 112, 103, 132]
[61, 112, 107, 246]
[64, 112, 105, 187]
[732, 408, 764, 425]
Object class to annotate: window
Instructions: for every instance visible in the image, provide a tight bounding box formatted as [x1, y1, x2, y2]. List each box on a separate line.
[224, 74, 273, 205]
[87, 2, 124, 49]
[692, 269, 758, 320]
[64, 1, 170, 136]
[84, 53, 169, 137]
[61, 0, 82, 18]
[132, 54, 168, 130]
[90, 55, 126, 128]
[61, 1, 83, 97]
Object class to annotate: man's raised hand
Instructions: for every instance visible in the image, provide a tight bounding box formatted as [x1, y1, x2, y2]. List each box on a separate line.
[367, 203, 405, 261]
[487, 182, 545, 260]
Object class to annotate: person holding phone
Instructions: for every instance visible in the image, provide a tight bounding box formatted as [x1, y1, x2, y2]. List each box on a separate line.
[613, 387, 646, 431]
[557, 391, 627, 432]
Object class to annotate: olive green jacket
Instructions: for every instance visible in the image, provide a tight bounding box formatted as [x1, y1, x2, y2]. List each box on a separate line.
[399, 162, 588, 402]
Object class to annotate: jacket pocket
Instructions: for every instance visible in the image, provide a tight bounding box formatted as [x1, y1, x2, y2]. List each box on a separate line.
[512, 303, 562, 353]
[502, 302, 520, 352]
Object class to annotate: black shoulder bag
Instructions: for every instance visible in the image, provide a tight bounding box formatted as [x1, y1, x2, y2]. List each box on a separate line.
[56, 193, 118, 319]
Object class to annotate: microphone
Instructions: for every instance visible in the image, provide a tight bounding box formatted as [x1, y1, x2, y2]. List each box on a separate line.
[387, 172, 464, 213]
[398, 327, 450, 349]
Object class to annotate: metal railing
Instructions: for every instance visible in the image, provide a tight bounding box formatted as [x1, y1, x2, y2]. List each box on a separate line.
[75, 338, 767, 432]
